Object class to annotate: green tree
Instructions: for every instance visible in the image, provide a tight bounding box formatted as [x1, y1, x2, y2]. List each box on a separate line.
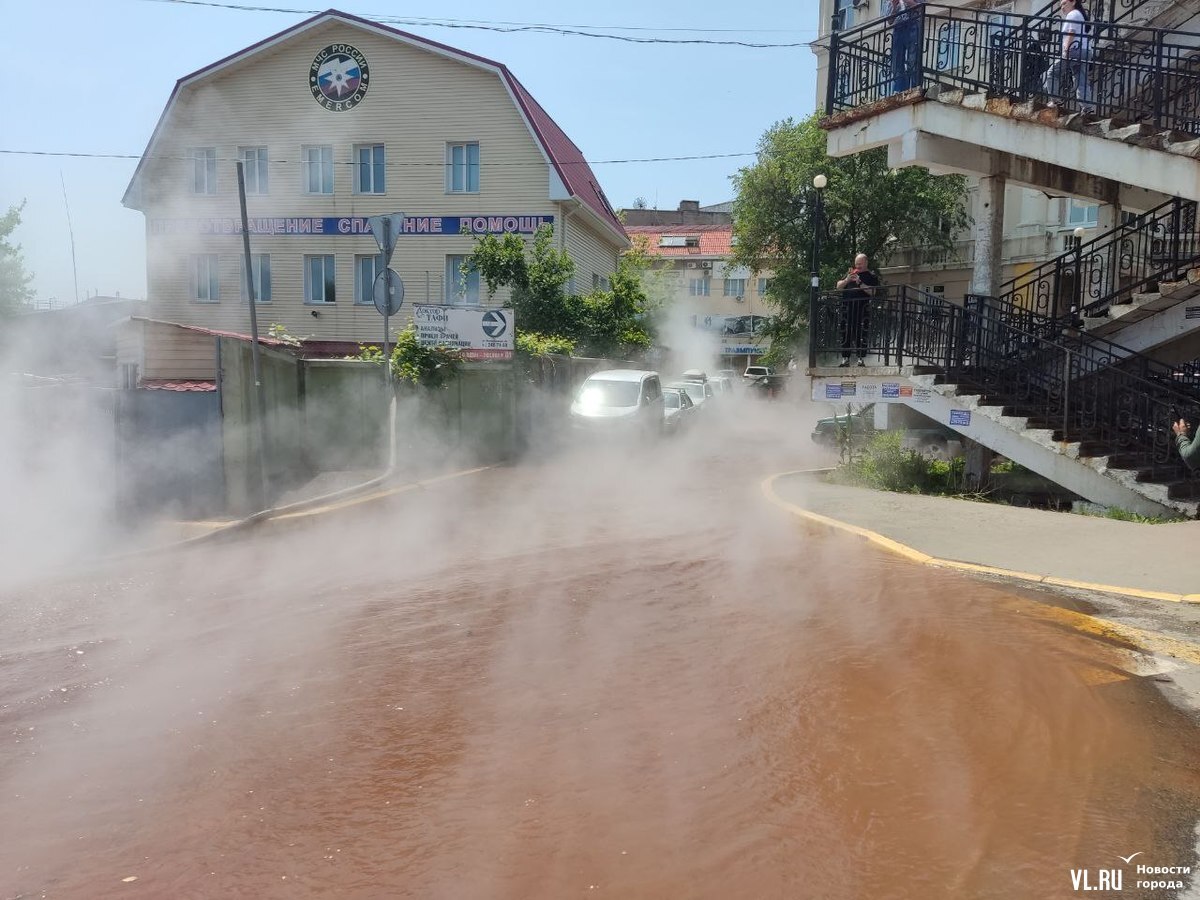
[730, 114, 970, 364]
[468, 224, 654, 358]
[0, 202, 35, 314]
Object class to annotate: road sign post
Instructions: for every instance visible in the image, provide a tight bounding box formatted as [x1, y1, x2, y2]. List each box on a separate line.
[367, 212, 405, 385]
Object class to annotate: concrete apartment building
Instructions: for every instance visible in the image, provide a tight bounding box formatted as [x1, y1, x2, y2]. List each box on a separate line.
[119, 9, 628, 385]
[809, 0, 1200, 518]
[623, 202, 774, 368]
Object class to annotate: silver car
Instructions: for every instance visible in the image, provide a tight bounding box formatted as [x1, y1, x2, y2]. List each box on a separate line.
[569, 369, 665, 440]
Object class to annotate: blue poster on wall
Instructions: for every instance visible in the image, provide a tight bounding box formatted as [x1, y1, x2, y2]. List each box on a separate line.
[950, 409, 972, 427]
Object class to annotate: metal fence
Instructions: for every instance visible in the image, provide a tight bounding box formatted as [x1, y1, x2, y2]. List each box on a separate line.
[811, 288, 1200, 486]
[827, 3, 1200, 135]
[996, 197, 1200, 321]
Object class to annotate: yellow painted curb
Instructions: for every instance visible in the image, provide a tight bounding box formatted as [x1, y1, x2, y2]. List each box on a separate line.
[762, 471, 1200, 666]
[272, 466, 491, 521]
[762, 471, 1193, 607]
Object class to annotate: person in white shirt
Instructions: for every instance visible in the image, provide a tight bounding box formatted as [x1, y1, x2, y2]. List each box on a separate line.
[1042, 0, 1094, 110]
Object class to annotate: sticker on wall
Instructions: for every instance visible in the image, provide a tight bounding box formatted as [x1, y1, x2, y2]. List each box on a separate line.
[882, 383, 900, 399]
[950, 409, 972, 427]
[910, 388, 931, 403]
[310, 43, 370, 111]
[825, 383, 843, 399]
[840, 381, 857, 397]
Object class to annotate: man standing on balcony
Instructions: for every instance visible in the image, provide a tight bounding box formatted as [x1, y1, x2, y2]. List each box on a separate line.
[836, 253, 879, 367]
[1173, 418, 1199, 468]
[1042, 0, 1093, 111]
[888, 0, 925, 94]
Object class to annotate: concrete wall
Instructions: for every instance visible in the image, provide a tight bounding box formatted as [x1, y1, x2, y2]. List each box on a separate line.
[218, 337, 520, 514]
[116, 388, 223, 520]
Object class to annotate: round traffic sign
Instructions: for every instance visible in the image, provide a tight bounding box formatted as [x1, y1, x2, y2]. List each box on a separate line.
[481, 309, 509, 339]
[373, 269, 405, 316]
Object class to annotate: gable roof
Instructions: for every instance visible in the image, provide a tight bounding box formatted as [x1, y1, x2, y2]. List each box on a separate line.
[625, 225, 734, 258]
[122, 8, 627, 246]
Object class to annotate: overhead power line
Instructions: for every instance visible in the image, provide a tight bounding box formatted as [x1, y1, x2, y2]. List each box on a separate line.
[0, 148, 757, 166]
[137, 0, 817, 47]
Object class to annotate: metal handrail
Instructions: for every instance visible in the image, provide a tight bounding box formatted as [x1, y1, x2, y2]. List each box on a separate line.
[827, 2, 1200, 135]
[810, 287, 1200, 483]
[995, 196, 1200, 322]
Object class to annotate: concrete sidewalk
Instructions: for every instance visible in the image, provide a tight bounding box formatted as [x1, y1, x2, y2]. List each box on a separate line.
[767, 473, 1200, 602]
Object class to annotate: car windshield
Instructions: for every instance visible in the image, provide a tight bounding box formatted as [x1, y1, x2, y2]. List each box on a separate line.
[577, 379, 641, 408]
[664, 393, 681, 409]
[680, 383, 705, 403]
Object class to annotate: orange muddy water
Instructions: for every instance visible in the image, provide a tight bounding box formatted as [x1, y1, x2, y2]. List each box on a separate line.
[2, 427, 1198, 899]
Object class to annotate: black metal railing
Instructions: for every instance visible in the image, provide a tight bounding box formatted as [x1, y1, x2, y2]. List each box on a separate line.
[810, 285, 963, 369]
[827, 3, 1200, 136]
[812, 288, 1200, 486]
[995, 196, 1200, 322]
[1030, 0, 1151, 40]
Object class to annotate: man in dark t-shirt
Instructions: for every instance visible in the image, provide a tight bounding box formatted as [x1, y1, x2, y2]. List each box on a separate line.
[835, 253, 880, 367]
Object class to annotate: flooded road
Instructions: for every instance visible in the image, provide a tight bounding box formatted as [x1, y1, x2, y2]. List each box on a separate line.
[2, 412, 1198, 899]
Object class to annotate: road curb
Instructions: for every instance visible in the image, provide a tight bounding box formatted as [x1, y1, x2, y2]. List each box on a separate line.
[761, 471, 1197, 606]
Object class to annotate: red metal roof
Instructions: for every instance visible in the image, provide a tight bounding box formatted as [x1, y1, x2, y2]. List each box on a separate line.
[140, 379, 217, 392]
[122, 9, 627, 244]
[625, 225, 734, 258]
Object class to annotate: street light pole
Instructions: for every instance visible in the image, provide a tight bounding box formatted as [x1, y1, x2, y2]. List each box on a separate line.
[1071, 225, 1086, 326]
[809, 173, 828, 371]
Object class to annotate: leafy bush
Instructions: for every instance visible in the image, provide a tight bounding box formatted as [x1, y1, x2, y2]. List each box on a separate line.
[353, 325, 462, 389]
[833, 430, 933, 493]
[516, 331, 576, 357]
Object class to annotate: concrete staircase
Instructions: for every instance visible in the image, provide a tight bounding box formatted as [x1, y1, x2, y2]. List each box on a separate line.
[916, 372, 1200, 519]
[1083, 265, 1200, 347]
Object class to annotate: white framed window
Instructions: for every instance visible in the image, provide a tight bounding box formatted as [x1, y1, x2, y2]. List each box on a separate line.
[303, 145, 334, 194]
[688, 277, 711, 297]
[354, 254, 380, 305]
[239, 254, 271, 302]
[723, 277, 747, 297]
[304, 255, 336, 304]
[1067, 200, 1099, 227]
[833, 0, 855, 30]
[757, 277, 772, 296]
[189, 254, 219, 302]
[446, 142, 480, 193]
[239, 147, 268, 194]
[445, 255, 480, 305]
[191, 147, 216, 194]
[354, 144, 385, 194]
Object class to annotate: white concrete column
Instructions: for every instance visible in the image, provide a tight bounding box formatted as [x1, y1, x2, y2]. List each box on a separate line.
[970, 173, 1007, 298]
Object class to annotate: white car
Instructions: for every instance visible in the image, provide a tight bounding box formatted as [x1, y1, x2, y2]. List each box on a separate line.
[569, 369, 665, 441]
[662, 387, 697, 434]
[743, 365, 774, 380]
[667, 380, 715, 412]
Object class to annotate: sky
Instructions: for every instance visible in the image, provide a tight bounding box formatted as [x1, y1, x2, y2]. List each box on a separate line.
[2, 0, 820, 307]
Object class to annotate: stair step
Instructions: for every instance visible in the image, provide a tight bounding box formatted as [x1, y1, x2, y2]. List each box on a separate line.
[1168, 480, 1200, 500]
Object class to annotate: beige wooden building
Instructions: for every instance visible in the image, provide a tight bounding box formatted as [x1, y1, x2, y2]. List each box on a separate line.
[120, 8, 628, 382]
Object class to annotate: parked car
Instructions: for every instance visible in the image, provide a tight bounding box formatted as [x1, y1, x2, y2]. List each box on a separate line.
[667, 379, 715, 412]
[680, 369, 708, 383]
[711, 375, 735, 396]
[747, 373, 787, 400]
[811, 404, 961, 458]
[569, 369, 664, 440]
[662, 387, 697, 434]
[743, 365, 774, 381]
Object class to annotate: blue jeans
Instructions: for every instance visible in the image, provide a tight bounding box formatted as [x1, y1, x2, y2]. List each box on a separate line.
[1043, 45, 1092, 107]
[892, 19, 921, 93]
